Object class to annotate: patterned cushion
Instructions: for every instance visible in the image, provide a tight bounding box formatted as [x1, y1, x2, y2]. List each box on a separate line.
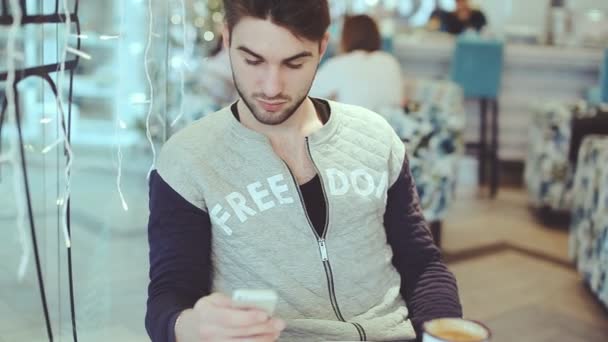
[524, 102, 574, 212]
[525, 102, 608, 212]
[569, 135, 608, 308]
[379, 80, 466, 222]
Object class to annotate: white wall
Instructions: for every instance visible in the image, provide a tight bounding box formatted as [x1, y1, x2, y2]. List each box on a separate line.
[475, 0, 608, 38]
[566, 0, 608, 12]
[475, 0, 551, 37]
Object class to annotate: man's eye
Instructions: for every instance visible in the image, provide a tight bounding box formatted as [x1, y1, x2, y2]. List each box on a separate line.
[285, 63, 303, 69]
[245, 59, 263, 65]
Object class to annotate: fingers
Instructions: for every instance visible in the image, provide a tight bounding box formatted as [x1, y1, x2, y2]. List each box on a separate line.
[231, 331, 282, 342]
[204, 292, 234, 308]
[199, 318, 284, 340]
[192, 293, 286, 342]
[204, 307, 269, 329]
[226, 318, 285, 338]
[197, 293, 273, 329]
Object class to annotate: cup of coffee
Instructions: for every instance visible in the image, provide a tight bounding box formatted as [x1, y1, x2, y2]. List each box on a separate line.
[422, 318, 491, 342]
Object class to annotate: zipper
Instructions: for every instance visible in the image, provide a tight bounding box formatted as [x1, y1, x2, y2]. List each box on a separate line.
[279, 138, 366, 340]
[303, 137, 329, 241]
[318, 239, 328, 261]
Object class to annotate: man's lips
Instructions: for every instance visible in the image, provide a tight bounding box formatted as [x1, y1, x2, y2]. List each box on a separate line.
[257, 99, 287, 112]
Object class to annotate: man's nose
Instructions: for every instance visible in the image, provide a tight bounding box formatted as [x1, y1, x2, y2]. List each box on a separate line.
[261, 66, 283, 99]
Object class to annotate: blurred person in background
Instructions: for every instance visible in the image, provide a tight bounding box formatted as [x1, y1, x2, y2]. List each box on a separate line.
[199, 35, 238, 109]
[441, 0, 487, 35]
[310, 14, 404, 111]
[427, 6, 446, 32]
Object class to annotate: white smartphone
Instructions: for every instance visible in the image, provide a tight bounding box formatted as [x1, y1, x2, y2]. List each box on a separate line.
[232, 289, 278, 316]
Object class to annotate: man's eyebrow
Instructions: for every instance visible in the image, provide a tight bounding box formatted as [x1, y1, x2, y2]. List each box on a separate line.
[236, 46, 312, 63]
[237, 46, 263, 59]
[283, 51, 313, 63]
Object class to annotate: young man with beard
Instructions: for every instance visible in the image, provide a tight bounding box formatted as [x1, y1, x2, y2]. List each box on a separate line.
[145, 1, 462, 341]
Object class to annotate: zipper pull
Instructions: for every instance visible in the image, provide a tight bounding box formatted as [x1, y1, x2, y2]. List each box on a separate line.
[318, 239, 328, 261]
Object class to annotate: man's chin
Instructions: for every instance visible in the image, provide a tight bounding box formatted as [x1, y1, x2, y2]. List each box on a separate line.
[252, 111, 291, 126]
[250, 103, 296, 126]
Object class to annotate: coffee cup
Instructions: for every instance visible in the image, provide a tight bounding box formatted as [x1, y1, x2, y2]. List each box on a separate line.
[422, 318, 491, 342]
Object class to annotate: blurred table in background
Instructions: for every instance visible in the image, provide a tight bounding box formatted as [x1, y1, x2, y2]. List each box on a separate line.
[394, 34, 604, 161]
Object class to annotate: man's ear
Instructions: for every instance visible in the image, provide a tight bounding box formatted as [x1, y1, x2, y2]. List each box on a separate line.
[318, 32, 330, 60]
[222, 25, 230, 50]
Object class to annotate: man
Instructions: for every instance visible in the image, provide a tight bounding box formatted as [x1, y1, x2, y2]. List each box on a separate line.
[434, 0, 487, 35]
[145, 1, 462, 341]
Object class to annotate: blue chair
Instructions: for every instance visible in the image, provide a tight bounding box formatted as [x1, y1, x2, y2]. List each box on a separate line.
[601, 48, 608, 103]
[319, 42, 336, 66]
[450, 35, 504, 197]
[587, 49, 608, 105]
[382, 36, 394, 54]
[586, 86, 601, 106]
[320, 22, 340, 66]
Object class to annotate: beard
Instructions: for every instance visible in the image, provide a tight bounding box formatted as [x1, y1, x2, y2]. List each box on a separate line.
[231, 69, 314, 126]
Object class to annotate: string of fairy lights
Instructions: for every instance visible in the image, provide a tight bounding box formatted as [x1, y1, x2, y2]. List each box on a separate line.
[4, 0, 27, 282]
[0, 0, 222, 340]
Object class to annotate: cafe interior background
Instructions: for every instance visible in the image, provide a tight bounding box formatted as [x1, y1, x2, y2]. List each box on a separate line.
[1, 0, 608, 340]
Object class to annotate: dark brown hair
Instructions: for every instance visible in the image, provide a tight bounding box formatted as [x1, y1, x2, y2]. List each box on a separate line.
[223, 0, 330, 43]
[341, 15, 381, 53]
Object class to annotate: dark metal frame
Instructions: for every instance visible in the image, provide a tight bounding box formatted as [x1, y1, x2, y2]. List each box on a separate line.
[0, 1, 81, 341]
[467, 98, 500, 198]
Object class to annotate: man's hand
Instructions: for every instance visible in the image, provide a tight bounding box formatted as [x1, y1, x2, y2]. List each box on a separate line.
[176, 293, 286, 342]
